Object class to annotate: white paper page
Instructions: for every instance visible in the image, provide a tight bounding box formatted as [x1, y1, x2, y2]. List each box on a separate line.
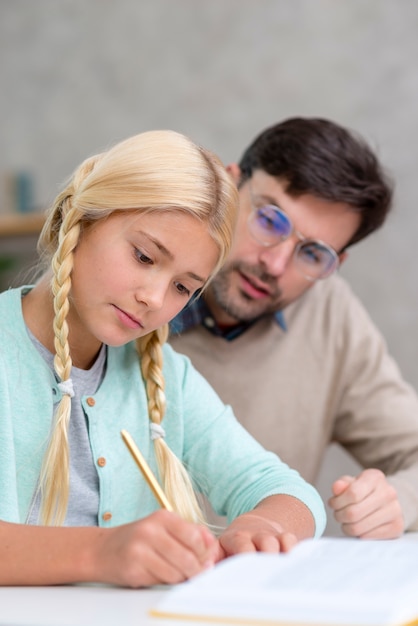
[152, 537, 418, 625]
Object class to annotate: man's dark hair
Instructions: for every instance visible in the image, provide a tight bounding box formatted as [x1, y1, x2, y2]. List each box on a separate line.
[238, 117, 394, 248]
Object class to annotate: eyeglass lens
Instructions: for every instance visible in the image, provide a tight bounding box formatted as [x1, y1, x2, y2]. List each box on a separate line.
[248, 205, 338, 279]
[250, 204, 292, 243]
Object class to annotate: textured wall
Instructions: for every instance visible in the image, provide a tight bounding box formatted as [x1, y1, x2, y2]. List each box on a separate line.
[1, 0, 417, 534]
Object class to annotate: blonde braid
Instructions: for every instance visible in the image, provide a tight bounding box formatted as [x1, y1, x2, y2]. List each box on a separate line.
[39, 200, 81, 525]
[137, 327, 206, 524]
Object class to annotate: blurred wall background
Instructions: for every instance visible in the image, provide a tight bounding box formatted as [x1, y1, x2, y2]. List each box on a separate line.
[1, 0, 417, 534]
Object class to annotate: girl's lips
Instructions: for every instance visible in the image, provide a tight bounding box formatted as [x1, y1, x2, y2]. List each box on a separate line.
[113, 305, 143, 330]
[239, 272, 271, 300]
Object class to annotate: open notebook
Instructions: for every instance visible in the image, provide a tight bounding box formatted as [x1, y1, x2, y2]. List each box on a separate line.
[150, 537, 418, 626]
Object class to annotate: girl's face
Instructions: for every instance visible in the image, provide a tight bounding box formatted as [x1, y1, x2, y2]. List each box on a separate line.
[68, 210, 219, 359]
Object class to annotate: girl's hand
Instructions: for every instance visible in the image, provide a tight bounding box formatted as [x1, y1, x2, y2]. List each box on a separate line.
[92, 510, 218, 587]
[217, 512, 298, 559]
[216, 494, 315, 560]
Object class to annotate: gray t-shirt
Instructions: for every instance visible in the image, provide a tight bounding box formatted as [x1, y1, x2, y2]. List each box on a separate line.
[27, 331, 106, 526]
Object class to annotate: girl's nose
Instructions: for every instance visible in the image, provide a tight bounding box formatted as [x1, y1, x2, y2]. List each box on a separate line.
[135, 279, 167, 311]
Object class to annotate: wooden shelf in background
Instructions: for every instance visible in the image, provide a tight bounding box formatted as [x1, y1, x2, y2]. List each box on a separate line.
[0, 212, 46, 237]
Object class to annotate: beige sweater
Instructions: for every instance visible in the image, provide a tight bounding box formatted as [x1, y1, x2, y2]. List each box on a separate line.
[169, 274, 418, 531]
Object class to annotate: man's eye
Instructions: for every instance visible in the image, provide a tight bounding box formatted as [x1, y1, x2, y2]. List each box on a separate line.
[300, 244, 323, 265]
[257, 206, 290, 237]
[258, 213, 277, 231]
[134, 248, 153, 264]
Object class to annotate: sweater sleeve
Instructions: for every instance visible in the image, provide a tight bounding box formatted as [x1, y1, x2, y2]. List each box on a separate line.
[330, 279, 418, 531]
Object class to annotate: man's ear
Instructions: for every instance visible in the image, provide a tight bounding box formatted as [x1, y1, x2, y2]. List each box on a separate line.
[226, 163, 242, 185]
[338, 250, 349, 267]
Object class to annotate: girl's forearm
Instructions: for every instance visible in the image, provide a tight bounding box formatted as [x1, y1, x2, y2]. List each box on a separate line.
[0, 520, 104, 585]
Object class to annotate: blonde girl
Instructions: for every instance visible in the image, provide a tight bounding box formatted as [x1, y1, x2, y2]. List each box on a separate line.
[0, 130, 326, 587]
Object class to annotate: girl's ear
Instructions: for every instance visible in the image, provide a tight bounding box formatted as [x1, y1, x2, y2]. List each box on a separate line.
[226, 163, 242, 185]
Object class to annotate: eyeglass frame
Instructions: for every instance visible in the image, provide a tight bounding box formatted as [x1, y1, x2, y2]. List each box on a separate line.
[246, 182, 340, 281]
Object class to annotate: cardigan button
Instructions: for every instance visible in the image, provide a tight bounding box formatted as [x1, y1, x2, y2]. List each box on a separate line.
[86, 397, 95, 407]
[97, 457, 106, 467]
[102, 512, 112, 522]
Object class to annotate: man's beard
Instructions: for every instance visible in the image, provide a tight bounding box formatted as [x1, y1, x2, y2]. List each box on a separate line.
[208, 261, 285, 323]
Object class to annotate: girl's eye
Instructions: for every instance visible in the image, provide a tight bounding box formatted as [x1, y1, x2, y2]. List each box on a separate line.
[134, 248, 153, 265]
[175, 282, 191, 297]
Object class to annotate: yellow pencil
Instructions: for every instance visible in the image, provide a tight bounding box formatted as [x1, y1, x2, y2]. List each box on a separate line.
[121, 429, 174, 512]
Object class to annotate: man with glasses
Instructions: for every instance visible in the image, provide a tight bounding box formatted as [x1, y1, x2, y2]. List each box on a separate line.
[170, 117, 418, 539]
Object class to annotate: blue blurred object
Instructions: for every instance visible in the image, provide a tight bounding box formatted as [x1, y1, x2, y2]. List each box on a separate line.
[15, 172, 34, 213]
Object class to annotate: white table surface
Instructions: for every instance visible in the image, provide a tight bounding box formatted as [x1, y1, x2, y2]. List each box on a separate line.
[1, 534, 417, 626]
[0, 585, 167, 626]
[0, 584, 233, 626]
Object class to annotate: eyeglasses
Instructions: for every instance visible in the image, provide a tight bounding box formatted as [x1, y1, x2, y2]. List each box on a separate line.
[247, 185, 339, 280]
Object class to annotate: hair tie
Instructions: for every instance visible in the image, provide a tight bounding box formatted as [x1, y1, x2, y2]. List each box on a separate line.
[57, 379, 75, 398]
[150, 423, 166, 440]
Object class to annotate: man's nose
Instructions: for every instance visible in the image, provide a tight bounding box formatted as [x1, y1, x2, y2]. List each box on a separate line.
[258, 238, 295, 276]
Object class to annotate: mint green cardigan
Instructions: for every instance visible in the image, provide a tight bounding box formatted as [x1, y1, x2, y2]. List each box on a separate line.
[0, 287, 326, 535]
